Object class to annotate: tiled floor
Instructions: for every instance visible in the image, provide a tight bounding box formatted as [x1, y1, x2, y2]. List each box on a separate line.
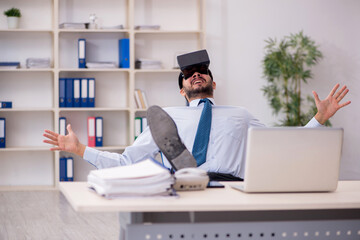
[0, 190, 118, 240]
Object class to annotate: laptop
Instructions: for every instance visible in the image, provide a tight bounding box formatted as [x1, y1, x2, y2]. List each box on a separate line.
[231, 127, 343, 193]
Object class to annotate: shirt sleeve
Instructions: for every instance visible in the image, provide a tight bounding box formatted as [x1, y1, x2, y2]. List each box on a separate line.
[83, 127, 160, 169]
[246, 113, 323, 128]
[247, 112, 266, 128]
[304, 117, 324, 128]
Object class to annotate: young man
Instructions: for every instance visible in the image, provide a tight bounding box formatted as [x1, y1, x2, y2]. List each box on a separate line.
[43, 50, 351, 180]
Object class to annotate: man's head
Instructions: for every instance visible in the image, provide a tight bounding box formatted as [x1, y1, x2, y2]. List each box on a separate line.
[177, 50, 216, 102]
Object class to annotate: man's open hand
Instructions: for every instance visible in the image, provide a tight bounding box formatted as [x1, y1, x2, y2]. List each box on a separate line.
[313, 83, 351, 124]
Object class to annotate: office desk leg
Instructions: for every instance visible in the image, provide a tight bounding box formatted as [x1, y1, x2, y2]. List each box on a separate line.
[118, 212, 143, 240]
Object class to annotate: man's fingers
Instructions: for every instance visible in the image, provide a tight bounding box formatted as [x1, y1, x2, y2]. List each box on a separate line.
[43, 139, 58, 146]
[312, 90, 320, 103]
[337, 88, 349, 102]
[339, 100, 351, 109]
[328, 83, 340, 97]
[43, 133, 58, 142]
[50, 147, 62, 151]
[67, 124, 73, 134]
[44, 129, 58, 137]
[334, 85, 347, 99]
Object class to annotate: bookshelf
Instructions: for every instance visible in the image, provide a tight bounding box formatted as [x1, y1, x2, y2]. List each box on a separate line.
[0, 0, 206, 190]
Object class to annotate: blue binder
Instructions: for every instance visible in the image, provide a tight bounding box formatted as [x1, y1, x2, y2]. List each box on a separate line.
[81, 78, 88, 107]
[66, 157, 74, 181]
[88, 78, 95, 107]
[0, 101, 12, 108]
[0, 62, 20, 68]
[65, 78, 73, 107]
[73, 78, 81, 107]
[0, 118, 5, 148]
[78, 39, 86, 68]
[59, 78, 66, 107]
[59, 157, 67, 181]
[95, 117, 103, 147]
[119, 38, 130, 68]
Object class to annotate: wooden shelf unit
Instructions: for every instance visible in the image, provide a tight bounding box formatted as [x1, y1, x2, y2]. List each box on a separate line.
[0, 0, 205, 190]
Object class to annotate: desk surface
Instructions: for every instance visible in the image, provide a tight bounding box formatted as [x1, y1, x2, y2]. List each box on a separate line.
[59, 181, 360, 212]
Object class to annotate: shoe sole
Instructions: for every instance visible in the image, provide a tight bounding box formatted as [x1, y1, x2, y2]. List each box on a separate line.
[147, 105, 197, 170]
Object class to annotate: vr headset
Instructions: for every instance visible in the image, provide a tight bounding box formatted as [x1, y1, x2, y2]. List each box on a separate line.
[177, 49, 210, 89]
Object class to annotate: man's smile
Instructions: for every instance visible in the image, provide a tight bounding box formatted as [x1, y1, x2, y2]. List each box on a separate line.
[191, 77, 205, 86]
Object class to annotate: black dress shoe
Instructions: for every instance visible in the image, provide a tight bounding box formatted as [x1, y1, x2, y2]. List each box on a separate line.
[147, 105, 197, 170]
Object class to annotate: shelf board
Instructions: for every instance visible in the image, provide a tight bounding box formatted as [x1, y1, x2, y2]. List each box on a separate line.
[0, 146, 51, 152]
[59, 107, 130, 112]
[0, 29, 53, 33]
[59, 29, 129, 33]
[134, 30, 203, 34]
[134, 109, 148, 112]
[0, 68, 54, 72]
[134, 69, 180, 73]
[0, 108, 54, 112]
[59, 68, 129, 72]
[0, 185, 56, 191]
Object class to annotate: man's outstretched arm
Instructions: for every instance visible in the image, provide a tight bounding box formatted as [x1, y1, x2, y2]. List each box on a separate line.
[313, 83, 351, 125]
[43, 124, 86, 157]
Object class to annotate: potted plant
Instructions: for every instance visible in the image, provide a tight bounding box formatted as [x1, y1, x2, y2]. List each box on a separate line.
[262, 31, 330, 126]
[3, 7, 21, 29]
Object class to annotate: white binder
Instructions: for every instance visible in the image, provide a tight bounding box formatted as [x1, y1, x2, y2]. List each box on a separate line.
[59, 117, 66, 135]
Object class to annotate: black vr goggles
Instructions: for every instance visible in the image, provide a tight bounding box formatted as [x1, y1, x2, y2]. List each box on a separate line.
[177, 49, 211, 89]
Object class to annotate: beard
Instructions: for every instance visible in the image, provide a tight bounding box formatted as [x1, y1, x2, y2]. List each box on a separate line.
[183, 79, 214, 100]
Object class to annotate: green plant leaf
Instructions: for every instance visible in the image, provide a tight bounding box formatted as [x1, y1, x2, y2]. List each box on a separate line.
[261, 31, 326, 126]
[4, 7, 21, 17]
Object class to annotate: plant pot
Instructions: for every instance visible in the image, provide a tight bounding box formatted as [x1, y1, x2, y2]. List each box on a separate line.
[7, 17, 20, 29]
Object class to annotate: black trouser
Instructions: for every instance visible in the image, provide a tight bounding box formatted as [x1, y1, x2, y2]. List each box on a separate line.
[207, 172, 243, 181]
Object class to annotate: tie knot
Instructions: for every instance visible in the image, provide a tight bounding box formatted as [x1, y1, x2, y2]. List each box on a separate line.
[199, 98, 210, 105]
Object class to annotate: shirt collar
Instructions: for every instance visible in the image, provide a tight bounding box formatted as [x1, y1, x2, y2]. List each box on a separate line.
[189, 98, 215, 107]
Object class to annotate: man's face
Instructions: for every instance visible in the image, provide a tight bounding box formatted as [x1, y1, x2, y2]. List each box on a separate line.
[180, 71, 216, 101]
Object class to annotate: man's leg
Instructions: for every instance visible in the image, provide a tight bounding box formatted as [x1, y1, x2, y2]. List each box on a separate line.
[147, 105, 197, 170]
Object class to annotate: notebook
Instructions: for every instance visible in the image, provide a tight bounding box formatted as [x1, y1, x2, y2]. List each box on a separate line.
[231, 127, 343, 193]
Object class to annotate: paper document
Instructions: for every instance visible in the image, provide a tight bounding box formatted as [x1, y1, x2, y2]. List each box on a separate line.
[87, 159, 175, 198]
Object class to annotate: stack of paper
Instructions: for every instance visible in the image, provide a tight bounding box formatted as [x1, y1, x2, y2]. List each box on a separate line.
[59, 22, 86, 29]
[134, 25, 160, 30]
[87, 159, 175, 198]
[26, 58, 51, 68]
[86, 61, 117, 68]
[135, 58, 162, 69]
[100, 24, 124, 30]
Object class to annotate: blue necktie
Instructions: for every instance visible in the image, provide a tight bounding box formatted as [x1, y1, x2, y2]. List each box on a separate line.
[192, 98, 212, 166]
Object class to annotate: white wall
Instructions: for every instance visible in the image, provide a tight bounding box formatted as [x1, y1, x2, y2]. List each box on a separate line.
[206, 0, 360, 180]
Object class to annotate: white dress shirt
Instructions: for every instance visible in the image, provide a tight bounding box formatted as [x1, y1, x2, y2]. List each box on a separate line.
[84, 98, 322, 179]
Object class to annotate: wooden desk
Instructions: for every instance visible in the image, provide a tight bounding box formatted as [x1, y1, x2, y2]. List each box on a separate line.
[60, 181, 360, 240]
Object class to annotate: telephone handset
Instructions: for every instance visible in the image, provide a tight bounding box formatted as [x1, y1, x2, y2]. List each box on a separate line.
[173, 168, 209, 191]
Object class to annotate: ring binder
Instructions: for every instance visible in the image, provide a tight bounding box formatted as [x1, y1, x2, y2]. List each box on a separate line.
[65, 78, 73, 107]
[88, 117, 96, 147]
[96, 117, 103, 147]
[59, 78, 66, 108]
[78, 39, 86, 68]
[59, 117, 66, 135]
[88, 78, 95, 107]
[73, 79, 81, 107]
[0, 118, 5, 148]
[81, 78, 88, 107]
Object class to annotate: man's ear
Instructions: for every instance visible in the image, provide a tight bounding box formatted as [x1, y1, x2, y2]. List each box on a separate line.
[180, 88, 186, 97]
[212, 81, 217, 90]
